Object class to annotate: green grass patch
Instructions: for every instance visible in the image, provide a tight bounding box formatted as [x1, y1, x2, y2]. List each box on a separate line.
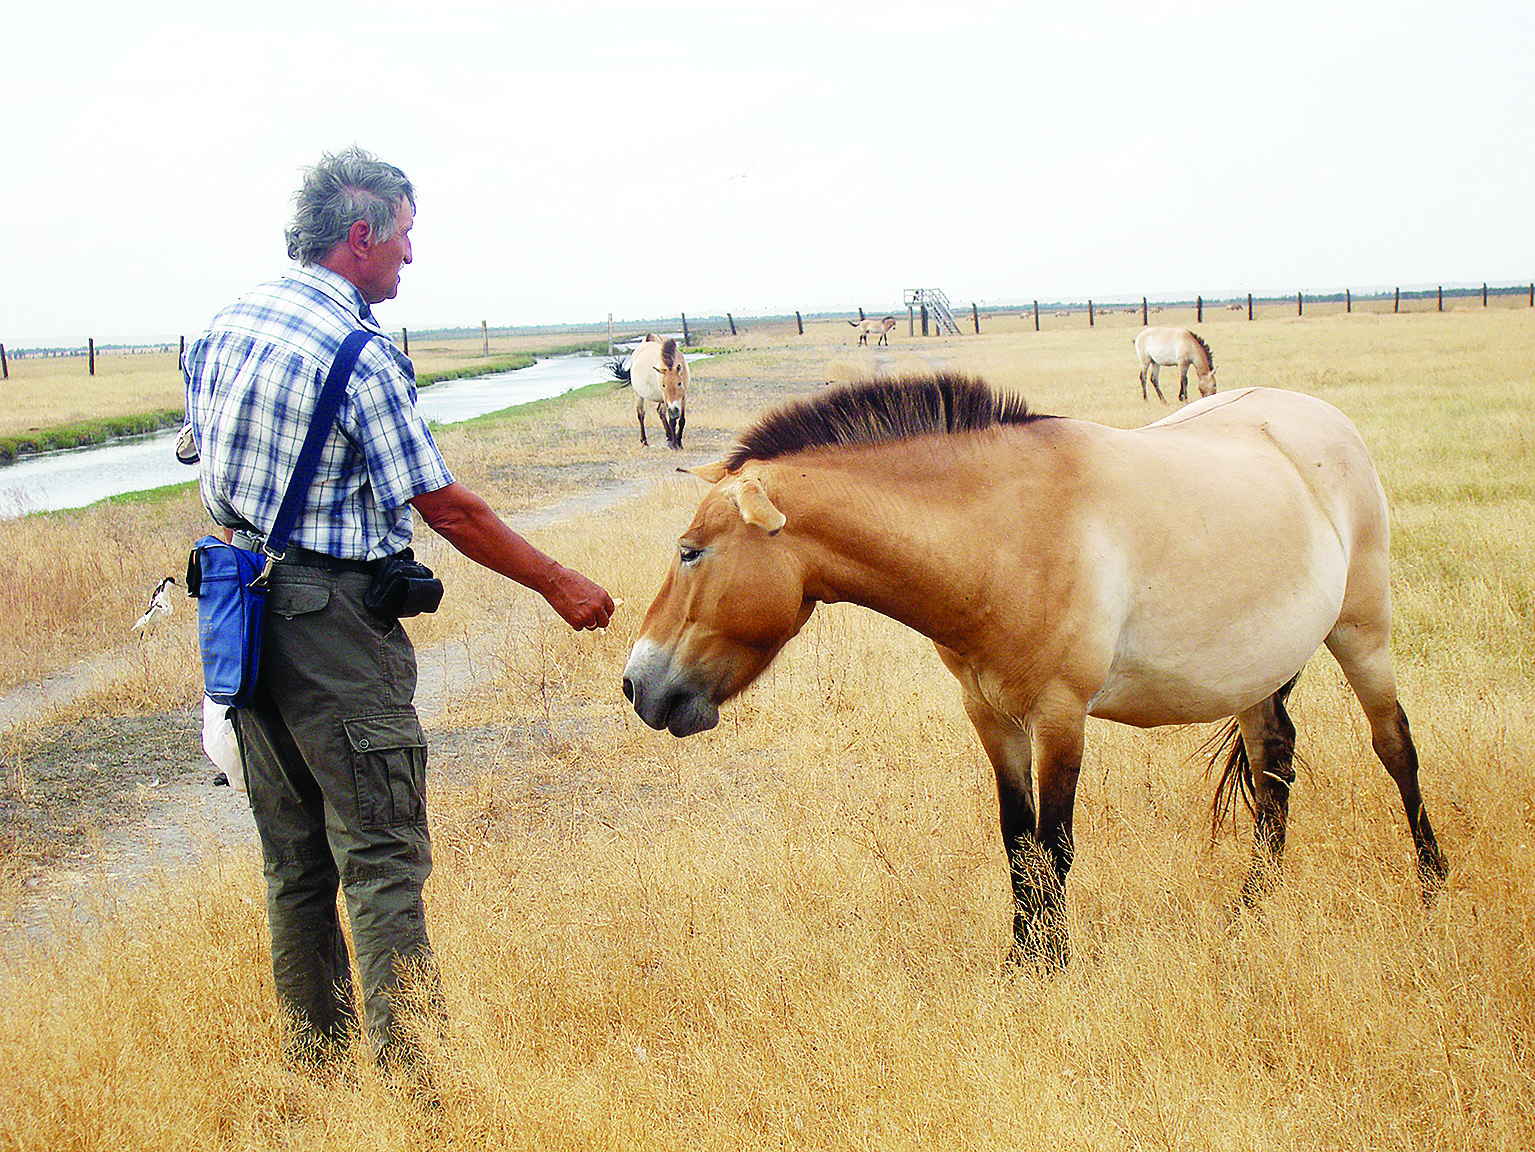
[0, 409, 185, 465]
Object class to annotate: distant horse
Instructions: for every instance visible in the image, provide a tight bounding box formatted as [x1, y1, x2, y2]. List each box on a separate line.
[623, 377, 1445, 968]
[848, 316, 896, 346]
[610, 334, 688, 449]
[1135, 326, 1217, 403]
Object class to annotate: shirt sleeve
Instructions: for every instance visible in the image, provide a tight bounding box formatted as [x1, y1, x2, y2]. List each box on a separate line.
[344, 356, 454, 510]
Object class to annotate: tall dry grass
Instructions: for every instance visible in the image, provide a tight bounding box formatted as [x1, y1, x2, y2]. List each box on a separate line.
[1, 311, 1533, 1149]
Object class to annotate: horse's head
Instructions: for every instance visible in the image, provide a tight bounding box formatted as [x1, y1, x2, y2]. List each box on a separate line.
[623, 463, 812, 736]
[657, 339, 688, 414]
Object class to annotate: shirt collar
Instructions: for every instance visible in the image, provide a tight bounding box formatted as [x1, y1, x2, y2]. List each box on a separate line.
[287, 263, 381, 329]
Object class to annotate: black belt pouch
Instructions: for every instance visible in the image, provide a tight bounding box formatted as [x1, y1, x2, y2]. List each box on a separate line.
[362, 549, 444, 618]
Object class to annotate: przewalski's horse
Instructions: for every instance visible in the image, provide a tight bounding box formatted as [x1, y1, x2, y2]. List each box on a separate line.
[623, 376, 1445, 968]
[848, 316, 897, 346]
[611, 334, 688, 449]
[1135, 326, 1217, 403]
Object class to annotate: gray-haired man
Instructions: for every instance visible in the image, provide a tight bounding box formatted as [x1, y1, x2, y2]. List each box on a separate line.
[184, 147, 613, 1070]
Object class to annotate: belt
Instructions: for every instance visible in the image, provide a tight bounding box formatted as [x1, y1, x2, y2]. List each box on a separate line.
[229, 531, 381, 575]
[280, 547, 381, 575]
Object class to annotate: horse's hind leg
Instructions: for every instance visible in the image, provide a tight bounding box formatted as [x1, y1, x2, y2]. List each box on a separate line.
[1147, 363, 1167, 403]
[1231, 680, 1300, 905]
[1325, 625, 1448, 901]
[636, 398, 649, 447]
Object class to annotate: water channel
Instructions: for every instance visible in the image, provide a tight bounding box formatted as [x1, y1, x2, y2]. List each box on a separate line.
[0, 354, 629, 519]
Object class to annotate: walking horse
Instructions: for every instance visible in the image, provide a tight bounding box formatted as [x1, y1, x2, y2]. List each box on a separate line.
[611, 334, 688, 449]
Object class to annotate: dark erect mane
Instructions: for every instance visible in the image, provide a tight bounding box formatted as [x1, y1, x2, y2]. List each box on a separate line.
[724, 373, 1049, 469]
[1192, 331, 1214, 371]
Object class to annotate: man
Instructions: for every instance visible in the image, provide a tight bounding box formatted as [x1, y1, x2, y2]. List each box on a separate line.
[183, 147, 613, 1070]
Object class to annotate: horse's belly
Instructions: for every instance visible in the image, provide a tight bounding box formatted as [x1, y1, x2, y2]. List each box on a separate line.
[1086, 595, 1337, 727]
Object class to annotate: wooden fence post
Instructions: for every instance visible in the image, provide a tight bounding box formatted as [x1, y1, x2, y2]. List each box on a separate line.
[1197, 296, 1203, 323]
[1247, 293, 1253, 321]
[681, 314, 690, 346]
[1529, 284, 1533, 308]
[1034, 301, 1040, 332]
[796, 311, 803, 335]
[89, 338, 96, 376]
[858, 307, 865, 322]
[401, 327, 410, 355]
[1142, 297, 1148, 326]
[481, 321, 489, 357]
[1346, 289, 1351, 314]
[178, 335, 185, 373]
[1437, 286, 1443, 312]
[0, 344, 7, 380]
[1297, 292, 1303, 317]
[1394, 287, 1400, 313]
[972, 302, 980, 334]
[1088, 300, 1095, 327]
[920, 304, 929, 337]
[727, 313, 737, 336]
[1482, 283, 1488, 307]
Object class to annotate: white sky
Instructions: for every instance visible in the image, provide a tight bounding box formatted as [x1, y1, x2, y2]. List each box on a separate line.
[3, 0, 1531, 346]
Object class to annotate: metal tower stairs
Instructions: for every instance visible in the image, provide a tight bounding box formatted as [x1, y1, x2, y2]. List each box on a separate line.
[903, 288, 963, 335]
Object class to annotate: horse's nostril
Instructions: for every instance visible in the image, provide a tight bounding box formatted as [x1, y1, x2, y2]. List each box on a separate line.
[622, 677, 635, 703]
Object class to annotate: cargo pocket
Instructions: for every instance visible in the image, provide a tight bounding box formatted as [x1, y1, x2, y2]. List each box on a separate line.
[269, 582, 331, 619]
[344, 712, 428, 829]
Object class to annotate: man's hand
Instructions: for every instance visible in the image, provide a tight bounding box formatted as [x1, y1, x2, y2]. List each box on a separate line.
[410, 482, 616, 631]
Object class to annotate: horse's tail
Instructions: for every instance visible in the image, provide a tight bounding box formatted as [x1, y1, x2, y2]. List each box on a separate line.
[1206, 673, 1300, 838]
[607, 354, 632, 387]
[1192, 332, 1214, 372]
[847, 319, 861, 328]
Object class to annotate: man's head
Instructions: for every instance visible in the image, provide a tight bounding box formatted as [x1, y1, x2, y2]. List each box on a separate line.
[286, 147, 416, 305]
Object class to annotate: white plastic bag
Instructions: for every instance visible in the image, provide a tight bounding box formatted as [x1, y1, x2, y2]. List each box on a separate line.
[201, 695, 246, 793]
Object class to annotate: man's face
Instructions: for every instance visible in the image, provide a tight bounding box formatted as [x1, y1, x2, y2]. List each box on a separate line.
[358, 198, 414, 305]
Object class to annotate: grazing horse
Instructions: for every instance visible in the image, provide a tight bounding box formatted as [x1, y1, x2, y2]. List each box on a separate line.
[848, 316, 896, 346]
[1135, 326, 1217, 403]
[623, 376, 1446, 968]
[611, 334, 688, 449]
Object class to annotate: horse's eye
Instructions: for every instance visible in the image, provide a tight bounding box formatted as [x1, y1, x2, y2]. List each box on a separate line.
[679, 545, 703, 565]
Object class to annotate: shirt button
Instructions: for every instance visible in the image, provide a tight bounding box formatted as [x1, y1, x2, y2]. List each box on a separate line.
[358, 738, 371, 750]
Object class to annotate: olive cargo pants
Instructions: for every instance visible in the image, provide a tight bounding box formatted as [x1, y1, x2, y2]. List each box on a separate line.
[235, 564, 438, 1065]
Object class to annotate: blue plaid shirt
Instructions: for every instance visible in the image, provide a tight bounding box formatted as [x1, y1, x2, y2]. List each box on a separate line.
[184, 264, 453, 560]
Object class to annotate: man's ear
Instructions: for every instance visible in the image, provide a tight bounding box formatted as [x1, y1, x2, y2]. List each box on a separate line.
[347, 218, 373, 255]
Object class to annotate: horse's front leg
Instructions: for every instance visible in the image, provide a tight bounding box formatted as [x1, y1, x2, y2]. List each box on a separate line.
[951, 669, 1081, 970]
[1178, 363, 1190, 403]
[1027, 700, 1084, 968]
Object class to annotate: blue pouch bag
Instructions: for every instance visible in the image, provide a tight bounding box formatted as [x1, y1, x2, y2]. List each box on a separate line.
[187, 537, 270, 708]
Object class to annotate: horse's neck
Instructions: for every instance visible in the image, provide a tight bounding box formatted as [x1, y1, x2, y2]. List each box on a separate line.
[777, 453, 997, 648]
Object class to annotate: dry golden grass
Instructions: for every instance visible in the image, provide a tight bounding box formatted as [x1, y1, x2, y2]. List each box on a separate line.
[1, 311, 1533, 1149]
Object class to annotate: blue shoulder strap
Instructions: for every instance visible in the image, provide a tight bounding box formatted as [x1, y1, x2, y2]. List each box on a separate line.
[263, 328, 376, 563]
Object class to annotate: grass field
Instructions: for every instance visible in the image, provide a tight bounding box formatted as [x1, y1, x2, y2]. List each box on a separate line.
[1, 308, 1532, 1149]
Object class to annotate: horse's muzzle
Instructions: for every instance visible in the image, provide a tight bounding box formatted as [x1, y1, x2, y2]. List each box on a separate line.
[622, 641, 719, 737]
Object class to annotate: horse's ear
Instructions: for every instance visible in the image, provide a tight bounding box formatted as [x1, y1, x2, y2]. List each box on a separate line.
[681, 461, 729, 483]
[729, 477, 786, 535]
